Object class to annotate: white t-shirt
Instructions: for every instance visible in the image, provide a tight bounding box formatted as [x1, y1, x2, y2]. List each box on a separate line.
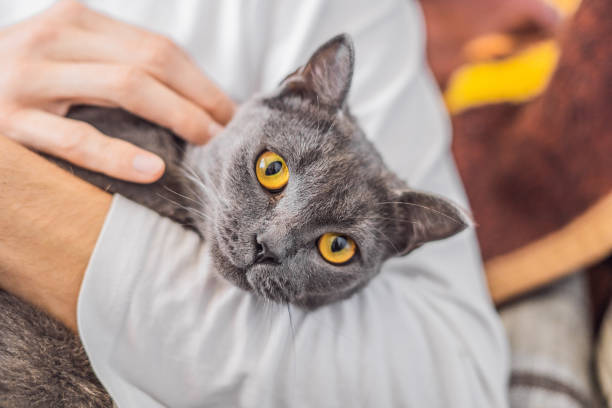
[1, 1, 509, 407]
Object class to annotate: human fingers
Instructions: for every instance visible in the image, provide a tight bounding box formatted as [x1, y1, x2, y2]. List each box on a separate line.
[7, 108, 165, 183]
[45, 1, 235, 125]
[28, 62, 223, 145]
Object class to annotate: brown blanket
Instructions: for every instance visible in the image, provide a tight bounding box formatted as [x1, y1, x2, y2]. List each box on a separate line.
[451, 0, 612, 309]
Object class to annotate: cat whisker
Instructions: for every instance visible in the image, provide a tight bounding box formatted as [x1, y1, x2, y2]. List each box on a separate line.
[375, 201, 464, 225]
[181, 180, 207, 205]
[350, 216, 419, 225]
[180, 171, 211, 203]
[327, 113, 338, 134]
[287, 303, 296, 345]
[155, 192, 214, 223]
[162, 185, 201, 206]
[180, 160, 230, 209]
[363, 223, 402, 254]
[171, 143, 221, 202]
[177, 164, 206, 194]
[178, 165, 227, 209]
[196, 168, 229, 206]
[286, 303, 298, 382]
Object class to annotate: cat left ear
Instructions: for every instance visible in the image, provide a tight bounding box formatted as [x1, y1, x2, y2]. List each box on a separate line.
[278, 33, 354, 108]
[389, 190, 469, 256]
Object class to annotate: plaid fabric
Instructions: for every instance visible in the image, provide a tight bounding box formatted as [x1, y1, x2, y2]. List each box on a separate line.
[500, 274, 604, 407]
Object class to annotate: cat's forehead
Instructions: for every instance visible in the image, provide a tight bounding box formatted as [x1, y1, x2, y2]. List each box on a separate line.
[259, 98, 380, 165]
[257, 100, 391, 219]
[227, 96, 393, 217]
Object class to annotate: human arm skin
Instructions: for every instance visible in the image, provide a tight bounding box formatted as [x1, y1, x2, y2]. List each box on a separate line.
[0, 135, 110, 330]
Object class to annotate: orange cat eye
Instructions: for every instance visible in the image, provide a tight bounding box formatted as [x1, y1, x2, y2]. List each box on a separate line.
[256, 151, 289, 192]
[318, 233, 356, 265]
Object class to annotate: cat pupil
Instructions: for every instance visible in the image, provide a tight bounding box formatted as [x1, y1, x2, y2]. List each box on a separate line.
[331, 236, 347, 252]
[266, 161, 282, 176]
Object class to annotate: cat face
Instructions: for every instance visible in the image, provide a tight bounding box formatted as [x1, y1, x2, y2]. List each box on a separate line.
[199, 35, 467, 308]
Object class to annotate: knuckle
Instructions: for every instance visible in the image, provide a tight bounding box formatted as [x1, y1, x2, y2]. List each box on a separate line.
[48, 0, 86, 21]
[207, 91, 230, 114]
[0, 60, 23, 91]
[86, 137, 123, 176]
[201, 89, 221, 110]
[142, 35, 177, 71]
[21, 21, 60, 49]
[0, 105, 19, 131]
[179, 110, 208, 141]
[0, 59, 38, 105]
[55, 128, 85, 155]
[200, 88, 233, 122]
[164, 106, 200, 141]
[168, 108, 191, 132]
[114, 66, 145, 95]
[102, 144, 124, 174]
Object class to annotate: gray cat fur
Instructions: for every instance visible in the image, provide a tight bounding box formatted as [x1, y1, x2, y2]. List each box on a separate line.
[0, 34, 466, 406]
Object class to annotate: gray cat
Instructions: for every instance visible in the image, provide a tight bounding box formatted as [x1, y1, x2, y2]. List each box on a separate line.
[0, 34, 466, 406]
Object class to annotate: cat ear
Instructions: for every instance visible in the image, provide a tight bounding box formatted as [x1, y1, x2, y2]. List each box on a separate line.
[278, 33, 354, 108]
[389, 190, 469, 256]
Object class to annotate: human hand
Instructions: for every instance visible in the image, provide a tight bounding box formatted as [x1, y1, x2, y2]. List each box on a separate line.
[0, 0, 235, 183]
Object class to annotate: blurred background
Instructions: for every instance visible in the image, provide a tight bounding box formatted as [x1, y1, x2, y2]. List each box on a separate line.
[418, 0, 611, 406]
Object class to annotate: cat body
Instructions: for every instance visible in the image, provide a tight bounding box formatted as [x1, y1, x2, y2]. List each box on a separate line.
[0, 35, 465, 406]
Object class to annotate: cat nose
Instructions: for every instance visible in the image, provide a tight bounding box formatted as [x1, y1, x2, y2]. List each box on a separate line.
[254, 234, 281, 265]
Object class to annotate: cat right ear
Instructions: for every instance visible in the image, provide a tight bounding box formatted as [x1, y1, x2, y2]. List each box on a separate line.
[278, 33, 355, 108]
[388, 190, 469, 256]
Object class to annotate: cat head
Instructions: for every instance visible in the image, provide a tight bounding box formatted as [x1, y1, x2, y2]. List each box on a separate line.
[200, 34, 467, 308]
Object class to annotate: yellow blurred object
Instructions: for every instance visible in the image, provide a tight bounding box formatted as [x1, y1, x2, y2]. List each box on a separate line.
[487, 193, 612, 304]
[444, 40, 560, 114]
[542, 0, 582, 16]
[463, 33, 516, 62]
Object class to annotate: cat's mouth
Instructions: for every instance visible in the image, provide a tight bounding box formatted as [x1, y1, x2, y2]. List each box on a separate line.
[246, 264, 295, 304]
[241, 267, 302, 305]
[211, 239, 297, 303]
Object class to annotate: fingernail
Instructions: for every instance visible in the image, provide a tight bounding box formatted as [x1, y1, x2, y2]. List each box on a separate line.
[209, 122, 224, 138]
[133, 154, 165, 175]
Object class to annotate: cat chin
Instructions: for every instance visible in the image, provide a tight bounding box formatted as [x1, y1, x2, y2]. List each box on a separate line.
[210, 237, 366, 309]
[246, 264, 298, 304]
[292, 277, 372, 310]
[210, 236, 303, 304]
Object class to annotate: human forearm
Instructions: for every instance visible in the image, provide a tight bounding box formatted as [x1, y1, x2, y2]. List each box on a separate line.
[0, 135, 111, 330]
